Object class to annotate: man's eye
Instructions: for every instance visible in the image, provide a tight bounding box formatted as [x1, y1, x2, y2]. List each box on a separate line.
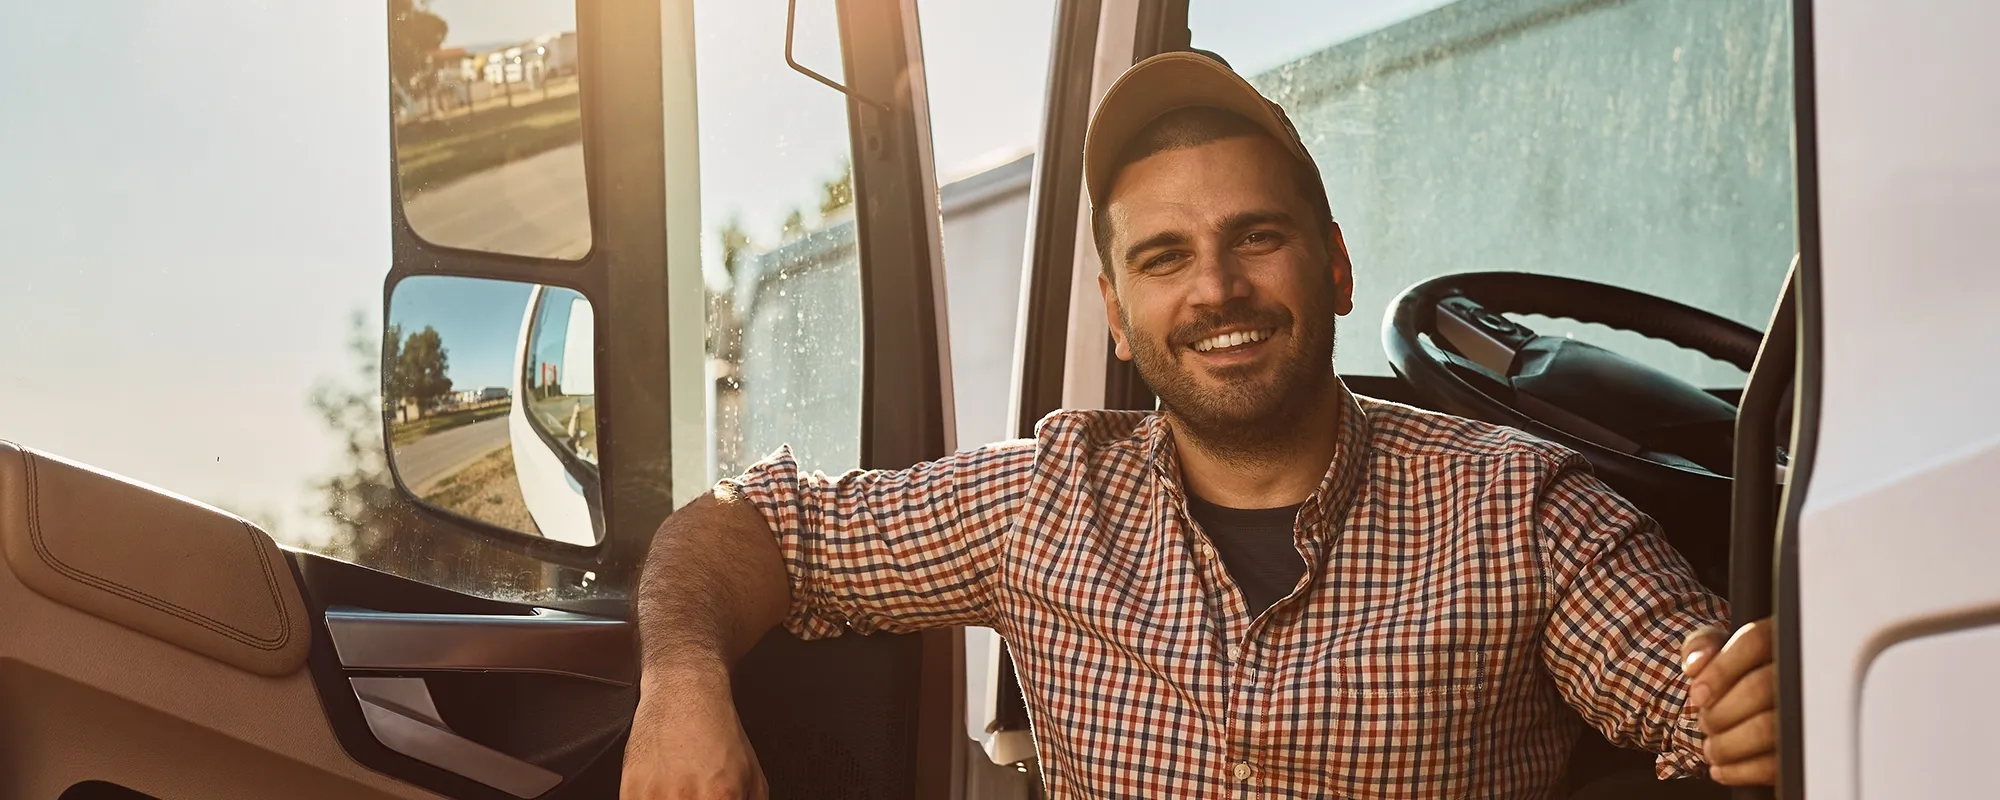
[1143, 252, 1184, 270]
[1241, 231, 1280, 248]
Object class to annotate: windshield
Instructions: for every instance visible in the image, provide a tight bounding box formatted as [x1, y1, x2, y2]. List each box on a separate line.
[1190, 0, 1797, 387]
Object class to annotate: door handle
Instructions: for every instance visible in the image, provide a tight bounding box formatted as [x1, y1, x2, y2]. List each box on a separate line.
[326, 606, 634, 686]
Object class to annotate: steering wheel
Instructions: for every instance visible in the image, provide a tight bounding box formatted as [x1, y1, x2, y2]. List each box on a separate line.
[1383, 272, 1768, 580]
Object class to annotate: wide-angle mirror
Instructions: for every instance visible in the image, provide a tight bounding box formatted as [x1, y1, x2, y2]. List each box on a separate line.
[385, 275, 604, 546]
[390, 0, 592, 259]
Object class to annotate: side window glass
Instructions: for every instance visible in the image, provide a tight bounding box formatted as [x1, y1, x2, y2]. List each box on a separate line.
[914, 0, 1057, 447]
[695, 0, 863, 480]
[1189, 0, 1796, 387]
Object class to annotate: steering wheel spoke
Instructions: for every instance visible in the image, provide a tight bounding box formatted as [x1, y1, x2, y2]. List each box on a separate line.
[1433, 295, 1538, 376]
[1417, 333, 1511, 391]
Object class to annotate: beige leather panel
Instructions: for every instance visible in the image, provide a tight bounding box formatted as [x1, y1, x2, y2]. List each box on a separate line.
[0, 510, 440, 800]
[0, 441, 310, 677]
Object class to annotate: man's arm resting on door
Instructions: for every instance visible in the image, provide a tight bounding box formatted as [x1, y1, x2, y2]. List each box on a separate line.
[623, 486, 790, 800]
[623, 442, 1036, 798]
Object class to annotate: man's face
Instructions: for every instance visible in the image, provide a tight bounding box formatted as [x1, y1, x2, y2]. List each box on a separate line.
[1097, 134, 1355, 448]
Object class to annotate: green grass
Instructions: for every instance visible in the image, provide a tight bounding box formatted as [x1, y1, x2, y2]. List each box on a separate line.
[390, 401, 510, 446]
[396, 91, 583, 196]
[419, 444, 539, 535]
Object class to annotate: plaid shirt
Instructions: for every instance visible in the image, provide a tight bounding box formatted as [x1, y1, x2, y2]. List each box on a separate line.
[724, 382, 1727, 798]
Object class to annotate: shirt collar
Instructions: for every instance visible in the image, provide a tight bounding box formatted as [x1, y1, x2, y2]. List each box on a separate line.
[1143, 377, 1372, 538]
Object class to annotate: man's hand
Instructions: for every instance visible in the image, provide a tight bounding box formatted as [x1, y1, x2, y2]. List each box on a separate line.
[620, 674, 768, 800]
[1680, 618, 1776, 786]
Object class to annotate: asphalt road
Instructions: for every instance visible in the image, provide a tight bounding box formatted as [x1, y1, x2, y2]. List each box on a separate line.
[402, 142, 591, 260]
[395, 415, 511, 495]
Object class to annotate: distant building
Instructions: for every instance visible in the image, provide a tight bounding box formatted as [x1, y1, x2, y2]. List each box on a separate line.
[712, 152, 1035, 478]
[452, 387, 510, 406]
[398, 31, 577, 121]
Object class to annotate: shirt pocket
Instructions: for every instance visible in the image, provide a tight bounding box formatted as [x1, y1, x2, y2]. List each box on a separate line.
[1307, 647, 1488, 800]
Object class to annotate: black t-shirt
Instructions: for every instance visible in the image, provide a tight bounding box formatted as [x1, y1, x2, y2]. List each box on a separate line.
[1185, 493, 1307, 617]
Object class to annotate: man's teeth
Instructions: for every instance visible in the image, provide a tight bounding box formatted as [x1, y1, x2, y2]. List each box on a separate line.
[1192, 329, 1274, 352]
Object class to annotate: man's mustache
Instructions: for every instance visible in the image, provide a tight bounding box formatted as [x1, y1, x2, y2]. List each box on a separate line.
[1168, 304, 1294, 349]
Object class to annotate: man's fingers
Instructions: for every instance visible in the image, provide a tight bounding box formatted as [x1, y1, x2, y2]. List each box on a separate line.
[1689, 618, 1772, 708]
[1680, 624, 1729, 680]
[1708, 752, 1777, 786]
[1702, 663, 1775, 734]
[1704, 709, 1778, 767]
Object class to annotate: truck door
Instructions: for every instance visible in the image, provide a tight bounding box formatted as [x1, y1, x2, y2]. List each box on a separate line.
[0, 0, 963, 796]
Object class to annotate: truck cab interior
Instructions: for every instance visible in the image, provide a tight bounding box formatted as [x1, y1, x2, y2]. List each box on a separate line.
[15, 0, 1999, 798]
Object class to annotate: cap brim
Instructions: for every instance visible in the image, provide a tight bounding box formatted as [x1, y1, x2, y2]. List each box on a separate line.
[1083, 52, 1314, 211]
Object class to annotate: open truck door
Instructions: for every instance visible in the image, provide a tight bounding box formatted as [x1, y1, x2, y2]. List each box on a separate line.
[0, 0, 970, 796]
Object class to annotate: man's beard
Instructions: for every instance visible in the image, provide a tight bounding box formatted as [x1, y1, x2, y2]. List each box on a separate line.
[1122, 294, 1337, 463]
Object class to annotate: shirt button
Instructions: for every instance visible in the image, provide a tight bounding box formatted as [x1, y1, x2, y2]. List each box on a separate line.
[1232, 761, 1255, 783]
[1198, 541, 1215, 560]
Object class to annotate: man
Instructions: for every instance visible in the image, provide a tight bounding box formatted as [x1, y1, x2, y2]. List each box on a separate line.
[622, 52, 1778, 799]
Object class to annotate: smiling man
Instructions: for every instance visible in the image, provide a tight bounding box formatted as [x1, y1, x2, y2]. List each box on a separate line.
[622, 52, 1778, 799]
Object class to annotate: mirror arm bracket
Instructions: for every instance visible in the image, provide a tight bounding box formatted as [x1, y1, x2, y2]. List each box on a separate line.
[785, 0, 893, 112]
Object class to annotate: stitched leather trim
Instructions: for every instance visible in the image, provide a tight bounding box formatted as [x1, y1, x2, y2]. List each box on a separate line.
[19, 447, 296, 652]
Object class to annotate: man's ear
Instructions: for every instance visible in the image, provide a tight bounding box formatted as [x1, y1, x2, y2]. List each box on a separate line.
[1328, 221, 1355, 316]
[1098, 271, 1134, 361]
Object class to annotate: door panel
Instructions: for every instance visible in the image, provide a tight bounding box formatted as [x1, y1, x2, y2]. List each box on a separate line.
[0, 438, 637, 799]
[296, 554, 635, 799]
[0, 442, 438, 800]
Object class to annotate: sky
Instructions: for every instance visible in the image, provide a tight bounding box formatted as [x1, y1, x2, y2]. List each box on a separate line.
[430, 0, 576, 49]
[1189, 0, 1460, 75]
[388, 276, 536, 392]
[0, 0, 1455, 546]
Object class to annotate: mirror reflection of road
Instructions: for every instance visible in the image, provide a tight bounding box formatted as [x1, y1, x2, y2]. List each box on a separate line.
[398, 415, 510, 495]
[402, 143, 590, 260]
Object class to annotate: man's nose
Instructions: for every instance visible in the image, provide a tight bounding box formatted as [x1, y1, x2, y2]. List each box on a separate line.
[1187, 247, 1254, 308]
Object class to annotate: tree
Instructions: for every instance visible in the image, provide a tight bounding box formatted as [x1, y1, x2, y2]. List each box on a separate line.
[818, 159, 854, 216]
[780, 207, 807, 241]
[718, 215, 754, 285]
[397, 326, 453, 415]
[708, 218, 754, 364]
[308, 312, 577, 599]
[382, 323, 406, 422]
[389, 0, 449, 111]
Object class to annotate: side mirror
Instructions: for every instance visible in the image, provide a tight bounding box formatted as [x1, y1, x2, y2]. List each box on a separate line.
[391, 0, 589, 261]
[384, 275, 605, 547]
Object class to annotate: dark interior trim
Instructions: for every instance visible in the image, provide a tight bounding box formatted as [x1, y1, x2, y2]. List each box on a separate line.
[1013, 0, 1105, 436]
[292, 551, 632, 799]
[1133, 0, 1191, 58]
[1729, 270, 1792, 634]
[837, 0, 955, 796]
[843, 0, 949, 471]
[1774, 0, 1819, 796]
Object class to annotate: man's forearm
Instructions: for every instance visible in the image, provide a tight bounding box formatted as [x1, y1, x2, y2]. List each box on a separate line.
[635, 488, 792, 688]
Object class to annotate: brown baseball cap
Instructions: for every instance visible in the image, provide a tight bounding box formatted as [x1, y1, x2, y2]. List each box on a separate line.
[1083, 51, 1325, 213]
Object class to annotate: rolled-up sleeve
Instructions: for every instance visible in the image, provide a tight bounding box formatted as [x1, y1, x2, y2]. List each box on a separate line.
[715, 440, 1036, 639]
[1533, 455, 1730, 780]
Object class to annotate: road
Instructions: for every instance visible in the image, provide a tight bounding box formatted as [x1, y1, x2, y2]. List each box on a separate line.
[402, 142, 591, 260]
[395, 415, 511, 496]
